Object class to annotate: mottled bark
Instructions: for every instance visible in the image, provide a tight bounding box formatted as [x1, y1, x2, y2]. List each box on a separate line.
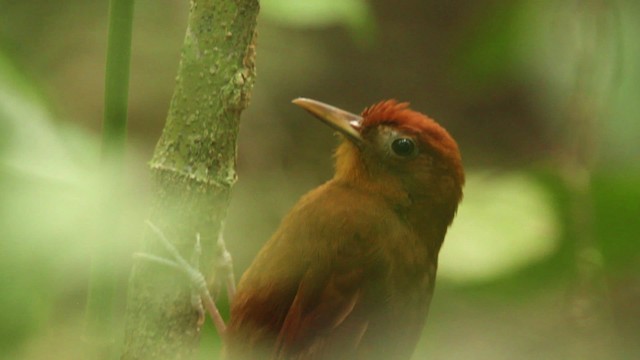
[121, 0, 258, 358]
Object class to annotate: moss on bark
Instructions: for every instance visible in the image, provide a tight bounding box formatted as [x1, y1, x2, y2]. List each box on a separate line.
[121, 1, 258, 358]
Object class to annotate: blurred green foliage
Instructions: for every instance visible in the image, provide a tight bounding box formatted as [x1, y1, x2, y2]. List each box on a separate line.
[0, 52, 89, 356]
[261, 0, 376, 45]
[440, 172, 560, 283]
[0, 0, 638, 359]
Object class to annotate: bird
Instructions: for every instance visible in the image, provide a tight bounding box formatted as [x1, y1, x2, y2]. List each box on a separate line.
[224, 98, 464, 359]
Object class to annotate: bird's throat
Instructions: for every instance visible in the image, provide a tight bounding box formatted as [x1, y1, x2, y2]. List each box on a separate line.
[334, 140, 411, 208]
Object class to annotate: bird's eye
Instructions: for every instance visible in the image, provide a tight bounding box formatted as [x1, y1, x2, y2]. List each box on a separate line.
[391, 138, 416, 157]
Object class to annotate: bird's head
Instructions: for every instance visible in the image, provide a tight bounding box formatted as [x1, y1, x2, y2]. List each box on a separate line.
[293, 98, 464, 225]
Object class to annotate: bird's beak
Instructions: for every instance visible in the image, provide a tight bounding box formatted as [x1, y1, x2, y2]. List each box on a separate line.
[292, 98, 364, 145]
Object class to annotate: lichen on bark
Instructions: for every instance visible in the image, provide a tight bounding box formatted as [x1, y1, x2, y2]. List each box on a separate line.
[121, 1, 259, 359]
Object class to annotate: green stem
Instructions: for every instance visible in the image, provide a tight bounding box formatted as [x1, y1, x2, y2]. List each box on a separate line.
[101, 0, 135, 160]
[84, 0, 135, 358]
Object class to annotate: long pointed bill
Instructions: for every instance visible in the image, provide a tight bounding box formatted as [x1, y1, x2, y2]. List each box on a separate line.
[292, 98, 364, 145]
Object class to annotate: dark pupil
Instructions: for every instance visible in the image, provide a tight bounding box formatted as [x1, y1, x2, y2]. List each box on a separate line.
[391, 138, 415, 156]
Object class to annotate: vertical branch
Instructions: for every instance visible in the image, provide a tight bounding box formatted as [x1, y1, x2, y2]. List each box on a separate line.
[84, 0, 135, 358]
[557, 0, 620, 358]
[121, 0, 259, 359]
[101, 0, 135, 161]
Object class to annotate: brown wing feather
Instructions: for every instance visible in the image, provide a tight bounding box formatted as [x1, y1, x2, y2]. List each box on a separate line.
[225, 181, 435, 360]
[273, 265, 367, 359]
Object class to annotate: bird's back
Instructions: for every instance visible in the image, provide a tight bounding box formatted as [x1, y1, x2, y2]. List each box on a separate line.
[224, 180, 438, 359]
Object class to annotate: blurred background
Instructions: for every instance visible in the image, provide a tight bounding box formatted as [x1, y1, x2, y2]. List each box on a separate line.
[1, 0, 638, 359]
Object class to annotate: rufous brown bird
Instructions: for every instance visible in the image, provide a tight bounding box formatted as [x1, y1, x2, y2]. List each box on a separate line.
[225, 98, 464, 359]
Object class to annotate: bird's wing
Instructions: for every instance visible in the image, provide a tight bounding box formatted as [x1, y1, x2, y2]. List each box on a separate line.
[272, 236, 381, 359]
[268, 218, 433, 359]
[226, 183, 430, 359]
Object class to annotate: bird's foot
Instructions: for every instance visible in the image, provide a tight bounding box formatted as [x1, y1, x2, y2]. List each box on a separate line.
[214, 227, 236, 302]
[134, 221, 227, 336]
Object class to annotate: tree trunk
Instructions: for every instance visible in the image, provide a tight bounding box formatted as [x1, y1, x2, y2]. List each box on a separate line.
[121, 0, 258, 358]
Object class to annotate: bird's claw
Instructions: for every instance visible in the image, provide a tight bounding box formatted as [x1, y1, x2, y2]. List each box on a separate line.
[135, 221, 228, 336]
[215, 230, 237, 301]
